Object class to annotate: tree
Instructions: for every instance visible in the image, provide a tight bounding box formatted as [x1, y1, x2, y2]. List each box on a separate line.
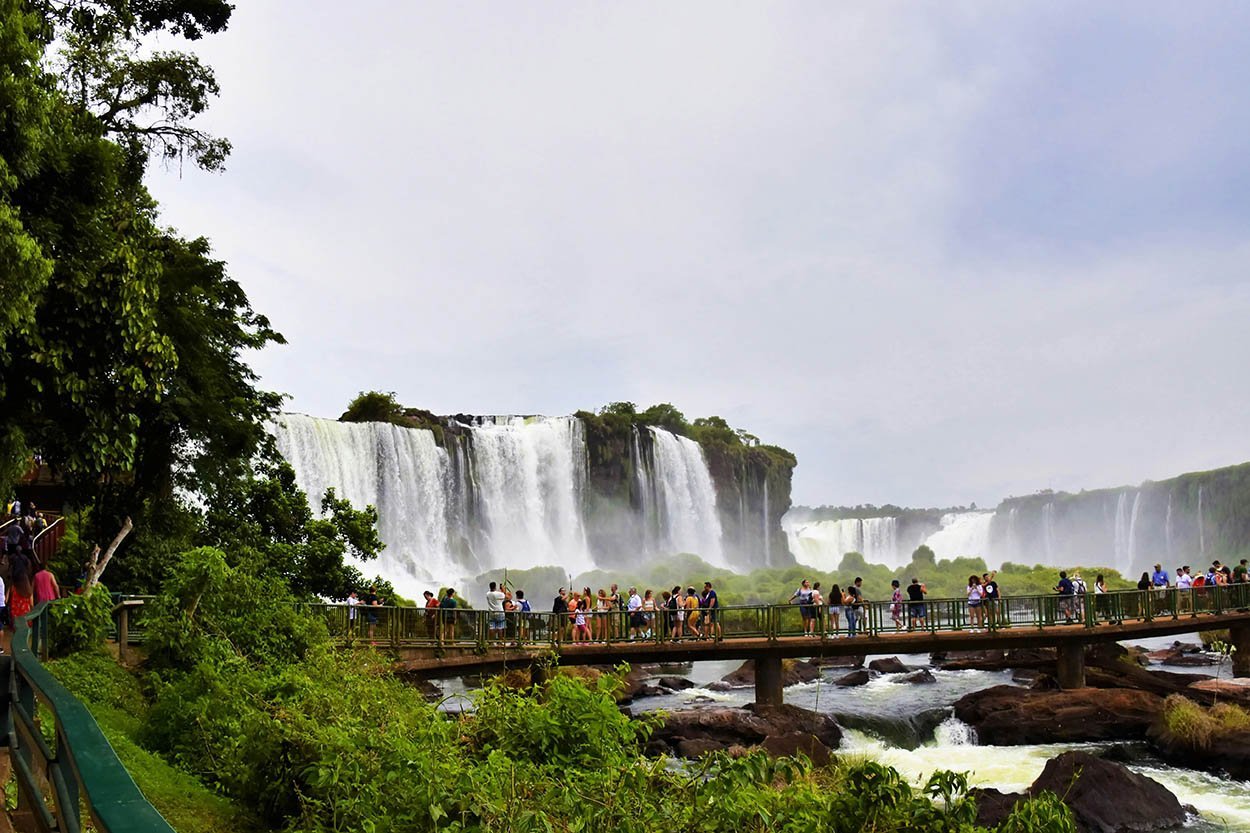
[340, 391, 407, 425]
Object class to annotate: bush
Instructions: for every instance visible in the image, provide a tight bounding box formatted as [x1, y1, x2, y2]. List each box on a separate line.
[46, 585, 113, 657]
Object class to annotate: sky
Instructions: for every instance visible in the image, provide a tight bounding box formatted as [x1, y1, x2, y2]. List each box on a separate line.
[148, 2, 1250, 509]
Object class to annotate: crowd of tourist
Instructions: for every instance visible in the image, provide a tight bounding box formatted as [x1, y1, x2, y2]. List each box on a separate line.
[340, 557, 1250, 646]
[3, 497, 62, 651]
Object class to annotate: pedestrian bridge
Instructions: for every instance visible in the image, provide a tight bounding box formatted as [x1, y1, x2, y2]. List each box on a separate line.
[292, 585, 1250, 704]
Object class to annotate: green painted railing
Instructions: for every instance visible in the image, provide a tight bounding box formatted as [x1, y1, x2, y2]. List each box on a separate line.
[3, 601, 175, 833]
[281, 583, 1250, 651]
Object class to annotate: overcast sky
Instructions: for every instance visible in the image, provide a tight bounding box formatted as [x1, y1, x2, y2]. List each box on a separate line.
[148, 2, 1250, 508]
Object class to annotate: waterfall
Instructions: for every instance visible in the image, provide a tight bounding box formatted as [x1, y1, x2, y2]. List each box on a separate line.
[1126, 491, 1143, 575]
[762, 477, 772, 565]
[923, 512, 993, 562]
[1198, 486, 1206, 556]
[1113, 491, 1131, 574]
[785, 518, 863, 571]
[271, 414, 460, 591]
[1042, 503, 1057, 563]
[1164, 492, 1174, 560]
[271, 414, 597, 595]
[646, 427, 727, 566]
[861, 517, 900, 566]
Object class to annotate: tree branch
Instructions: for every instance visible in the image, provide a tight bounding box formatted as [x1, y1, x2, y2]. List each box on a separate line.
[85, 516, 133, 590]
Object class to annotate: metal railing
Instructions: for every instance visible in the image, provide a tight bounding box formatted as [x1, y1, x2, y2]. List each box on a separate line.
[3, 601, 175, 833]
[31, 517, 66, 566]
[272, 583, 1250, 652]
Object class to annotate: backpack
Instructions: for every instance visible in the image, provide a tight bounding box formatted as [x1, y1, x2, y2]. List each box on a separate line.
[1072, 578, 1087, 595]
[520, 599, 531, 613]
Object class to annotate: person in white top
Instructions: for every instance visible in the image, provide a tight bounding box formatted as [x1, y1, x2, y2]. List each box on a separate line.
[485, 581, 506, 641]
[346, 590, 360, 635]
[627, 587, 644, 639]
[967, 575, 985, 631]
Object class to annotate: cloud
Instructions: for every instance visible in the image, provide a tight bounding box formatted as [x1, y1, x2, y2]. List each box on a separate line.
[148, 2, 1250, 507]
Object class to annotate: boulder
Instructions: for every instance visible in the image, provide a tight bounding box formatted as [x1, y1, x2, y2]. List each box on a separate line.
[896, 669, 936, 685]
[657, 676, 695, 691]
[834, 669, 870, 687]
[1084, 664, 1210, 699]
[868, 656, 911, 674]
[719, 659, 821, 688]
[975, 751, 1187, 833]
[931, 648, 1056, 671]
[953, 685, 1163, 744]
[1146, 649, 1220, 667]
[1186, 678, 1250, 707]
[1031, 751, 1187, 833]
[761, 732, 833, 766]
[704, 681, 733, 693]
[649, 703, 843, 759]
[810, 654, 866, 668]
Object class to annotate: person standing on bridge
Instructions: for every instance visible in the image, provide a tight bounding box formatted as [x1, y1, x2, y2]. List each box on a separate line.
[440, 588, 458, 643]
[906, 578, 927, 630]
[981, 572, 1000, 627]
[422, 590, 439, 641]
[844, 578, 863, 637]
[889, 580, 904, 630]
[966, 575, 985, 631]
[789, 579, 816, 637]
[485, 581, 506, 642]
[701, 582, 721, 640]
[827, 584, 842, 636]
[684, 587, 701, 639]
[363, 585, 383, 642]
[627, 587, 644, 640]
[1055, 571, 1075, 624]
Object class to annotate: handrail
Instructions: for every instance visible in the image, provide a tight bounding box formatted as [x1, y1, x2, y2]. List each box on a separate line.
[5, 601, 175, 833]
[31, 517, 66, 566]
[247, 583, 1250, 652]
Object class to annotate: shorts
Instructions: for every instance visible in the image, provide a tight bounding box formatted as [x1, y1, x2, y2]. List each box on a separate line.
[702, 609, 718, 623]
[490, 613, 506, 629]
[909, 603, 926, 619]
[800, 606, 815, 620]
[968, 600, 981, 608]
[829, 606, 842, 617]
[630, 612, 646, 628]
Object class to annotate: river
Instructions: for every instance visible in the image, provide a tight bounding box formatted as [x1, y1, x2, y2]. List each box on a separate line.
[625, 637, 1250, 832]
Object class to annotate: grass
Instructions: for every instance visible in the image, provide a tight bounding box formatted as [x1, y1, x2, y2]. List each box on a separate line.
[1158, 694, 1250, 750]
[44, 650, 265, 833]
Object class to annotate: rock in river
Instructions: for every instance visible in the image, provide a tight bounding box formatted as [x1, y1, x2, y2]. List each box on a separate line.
[975, 750, 1188, 833]
[648, 703, 843, 760]
[953, 685, 1163, 744]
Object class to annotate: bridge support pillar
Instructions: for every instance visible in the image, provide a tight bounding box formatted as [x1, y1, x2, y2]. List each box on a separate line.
[530, 664, 549, 688]
[755, 656, 783, 706]
[1231, 623, 1250, 679]
[1056, 643, 1085, 689]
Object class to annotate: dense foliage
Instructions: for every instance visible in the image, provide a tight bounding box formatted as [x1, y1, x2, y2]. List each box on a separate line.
[41, 549, 1078, 833]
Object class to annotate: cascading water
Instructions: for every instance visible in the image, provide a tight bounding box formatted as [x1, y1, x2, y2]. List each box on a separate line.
[1113, 491, 1131, 574]
[1042, 503, 1057, 562]
[762, 478, 772, 565]
[785, 518, 863, 572]
[923, 512, 994, 562]
[271, 414, 460, 590]
[272, 414, 597, 595]
[1126, 491, 1143, 575]
[466, 416, 593, 575]
[645, 427, 727, 566]
[1198, 486, 1206, 557]
[1164, 493, 1174, 560]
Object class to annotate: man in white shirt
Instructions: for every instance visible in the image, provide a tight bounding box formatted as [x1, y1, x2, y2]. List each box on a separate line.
[346, 590, 360, 636]
[627, 587, 644, 639]
[485, 581, 506, 641]
[1176, 566, 1193, 613]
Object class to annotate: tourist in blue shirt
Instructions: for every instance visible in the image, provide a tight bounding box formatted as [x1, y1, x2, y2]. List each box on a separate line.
[1151, 564, 1170, 587]
[1056, 571, 1076, 623]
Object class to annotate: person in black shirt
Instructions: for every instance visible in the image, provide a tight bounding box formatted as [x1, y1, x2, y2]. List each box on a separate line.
[980, 572, 999, 627]
[439, 588, 458, 643]
[906, 578, 927, 630]
[845, 577, 864, 637]
[363, 585, 383, 641]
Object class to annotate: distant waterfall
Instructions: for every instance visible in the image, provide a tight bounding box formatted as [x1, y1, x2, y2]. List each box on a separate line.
[1042, 503, 1057, 562]
[762, 478, 772, 564]
[1198, 486, 1206, 557]
[272, 414, 460, 588]
[1113, 491, 1131, 574]
[1165, 493, 1174, 560]
[923, 512, 993, 561]
[1126, 491, 1144, 574]
[644, 427, 726, 566]
[785, 516, 904, 570]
